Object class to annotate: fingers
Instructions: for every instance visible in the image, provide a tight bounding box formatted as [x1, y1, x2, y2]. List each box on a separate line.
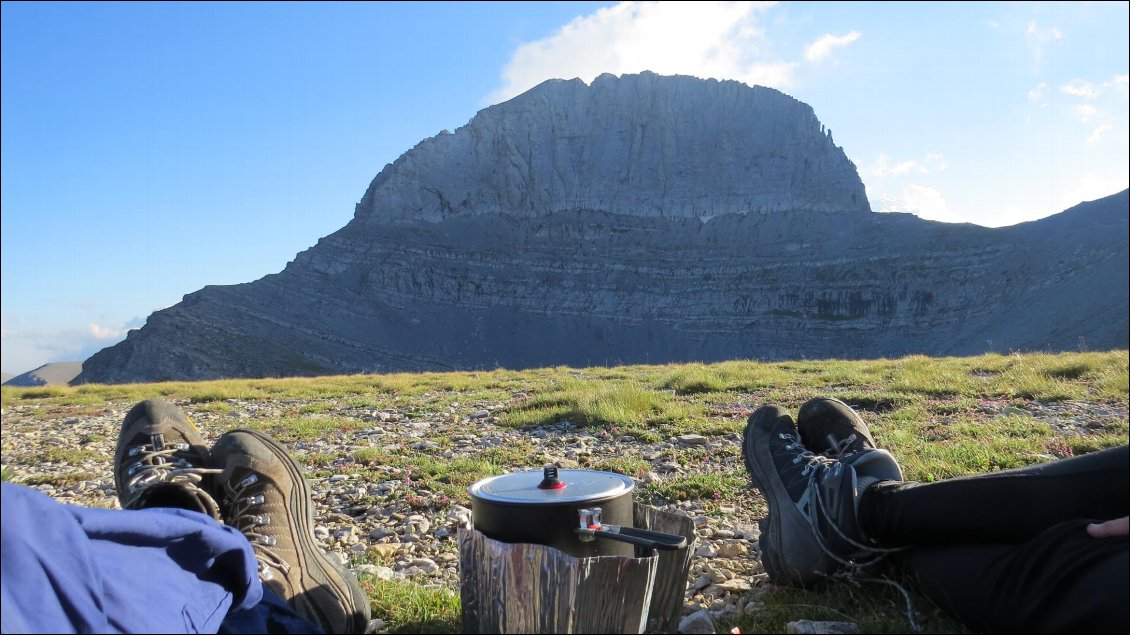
[1087, 516, 1129, 538]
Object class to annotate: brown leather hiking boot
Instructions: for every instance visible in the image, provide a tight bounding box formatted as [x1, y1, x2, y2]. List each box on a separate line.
[114, 399, 222, 520]
[211, 429, 370, 634]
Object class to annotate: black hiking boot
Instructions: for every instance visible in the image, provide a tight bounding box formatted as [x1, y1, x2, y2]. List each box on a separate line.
[797, 397, 876, 458]
[212, 429, 371, 634]
[742, 405, 903, 586]
[114, 399, 222, 519]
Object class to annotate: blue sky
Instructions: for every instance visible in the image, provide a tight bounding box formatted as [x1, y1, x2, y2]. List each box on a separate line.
[2, 1, 1127, 375]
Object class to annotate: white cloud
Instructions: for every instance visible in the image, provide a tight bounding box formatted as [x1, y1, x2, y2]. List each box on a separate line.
[875, 183, 965, 223]
[1075, 104, 1098, 122]
[1062, 80, 1099, 99]
[861, 153, 947, 178]
[871, 155, 920, 177]
[1058, 74, 1129, 144]
[1024, 21, 1062, 72]
[1027, 82, 1047, 103]
[1, 318, 138, 374]
[1061, 75, 1130, 100]
[1086, 123, 1113, 145]
[804, 31, 862, 63]
[1025, 21, 1062, 43]
[923, 153, 948, 170]
[487, 1, 795, 104]
[89, 323, 126, 340]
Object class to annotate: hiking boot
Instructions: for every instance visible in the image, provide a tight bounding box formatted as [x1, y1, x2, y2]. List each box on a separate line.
[742, 405, 903, 586]
[798, 398, 904, 485]
[797, 397, 876, 458]
[114, 399, 222, 519]
[211, 429, 370, 634]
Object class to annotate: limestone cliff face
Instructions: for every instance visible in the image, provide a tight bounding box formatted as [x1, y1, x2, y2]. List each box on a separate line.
[355, 73, 870, 224]
[76, 74, 1128, 384]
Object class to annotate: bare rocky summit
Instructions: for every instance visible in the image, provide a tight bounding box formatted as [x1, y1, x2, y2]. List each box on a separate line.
[5, 362, 83, 387]
[76, 73, 1129, 384]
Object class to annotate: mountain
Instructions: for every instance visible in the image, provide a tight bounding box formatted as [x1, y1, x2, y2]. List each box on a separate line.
[75, 73, 1129, 384]
[5, 362, 83, 387]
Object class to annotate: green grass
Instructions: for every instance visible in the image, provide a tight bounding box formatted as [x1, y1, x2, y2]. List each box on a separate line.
[22, 472, 99, 488]
[641, 469, 748, 504]
[36, 447, 99, 466]
[499, 377, 696, 441]
[347, 445, 531, 506]
[359, 578, 461, 633]
[15, 386, 69, 400]
[237, 415, 365, 443]
[731, 582, 965, 634]
[7, 350, 1125, 412]
[2, 349, 1126, 634]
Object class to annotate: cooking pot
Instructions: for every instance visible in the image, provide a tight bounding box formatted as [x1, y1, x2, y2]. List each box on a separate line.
[469, 465, 688, 558]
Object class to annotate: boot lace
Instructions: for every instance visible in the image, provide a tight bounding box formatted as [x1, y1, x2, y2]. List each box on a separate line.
[224, 473, 291, 581]
[822, 432, 859, 459]
[123, 438, 221, 510]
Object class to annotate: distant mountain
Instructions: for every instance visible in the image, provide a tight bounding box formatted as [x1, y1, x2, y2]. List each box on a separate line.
[76, 73, 1129, 384]
[5, 362, 83, 387]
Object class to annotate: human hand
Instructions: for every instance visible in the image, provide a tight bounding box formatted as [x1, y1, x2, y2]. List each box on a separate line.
[1086, 516, 1128, 538]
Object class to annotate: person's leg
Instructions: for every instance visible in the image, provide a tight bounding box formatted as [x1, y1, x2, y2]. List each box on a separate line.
[782, 400, 1128, 632]
[220, 586, 322, 634]
[111, 400, 368, 633]
[800, 398, 1128, 545]
[0, 482, 320, 634]
[3, 393, 330, 635]
[860, 444, 1129, 546]
[896, 520, 1128, 634]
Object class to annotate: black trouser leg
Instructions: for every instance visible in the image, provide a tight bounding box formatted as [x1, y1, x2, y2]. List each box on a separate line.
[857, 445, 1129, 633]
[860, 444, 1128, 545]
[896, 520, 1128, 634]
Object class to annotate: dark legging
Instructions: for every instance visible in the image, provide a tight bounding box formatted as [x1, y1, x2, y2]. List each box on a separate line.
[859, 444, 1128, 633]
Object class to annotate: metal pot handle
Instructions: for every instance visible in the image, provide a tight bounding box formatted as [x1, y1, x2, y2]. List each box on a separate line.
[574, 525, 687, 550]
[575, 507, 687, 551]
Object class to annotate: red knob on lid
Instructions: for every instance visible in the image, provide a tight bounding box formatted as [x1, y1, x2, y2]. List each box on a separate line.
[537, 465, 566, 490]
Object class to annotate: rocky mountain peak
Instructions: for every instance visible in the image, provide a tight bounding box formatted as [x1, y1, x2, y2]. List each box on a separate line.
[354, 72, 869, 226]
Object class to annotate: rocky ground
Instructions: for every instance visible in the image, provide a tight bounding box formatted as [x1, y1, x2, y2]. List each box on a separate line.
[2, 395, 1125, 633]
[1, 397, 770, 632]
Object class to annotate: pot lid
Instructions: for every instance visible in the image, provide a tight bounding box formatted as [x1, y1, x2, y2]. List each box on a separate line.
[470, 466, 635, 505]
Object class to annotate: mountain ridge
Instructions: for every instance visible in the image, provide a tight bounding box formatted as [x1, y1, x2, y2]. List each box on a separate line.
[5, 362, 83, 387]
[75, 74, 1129, 384]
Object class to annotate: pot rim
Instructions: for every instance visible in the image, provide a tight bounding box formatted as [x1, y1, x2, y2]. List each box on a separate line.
[469, 468, 635, 505]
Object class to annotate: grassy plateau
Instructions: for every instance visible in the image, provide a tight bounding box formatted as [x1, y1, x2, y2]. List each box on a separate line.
[2, 350, 1127, 633]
